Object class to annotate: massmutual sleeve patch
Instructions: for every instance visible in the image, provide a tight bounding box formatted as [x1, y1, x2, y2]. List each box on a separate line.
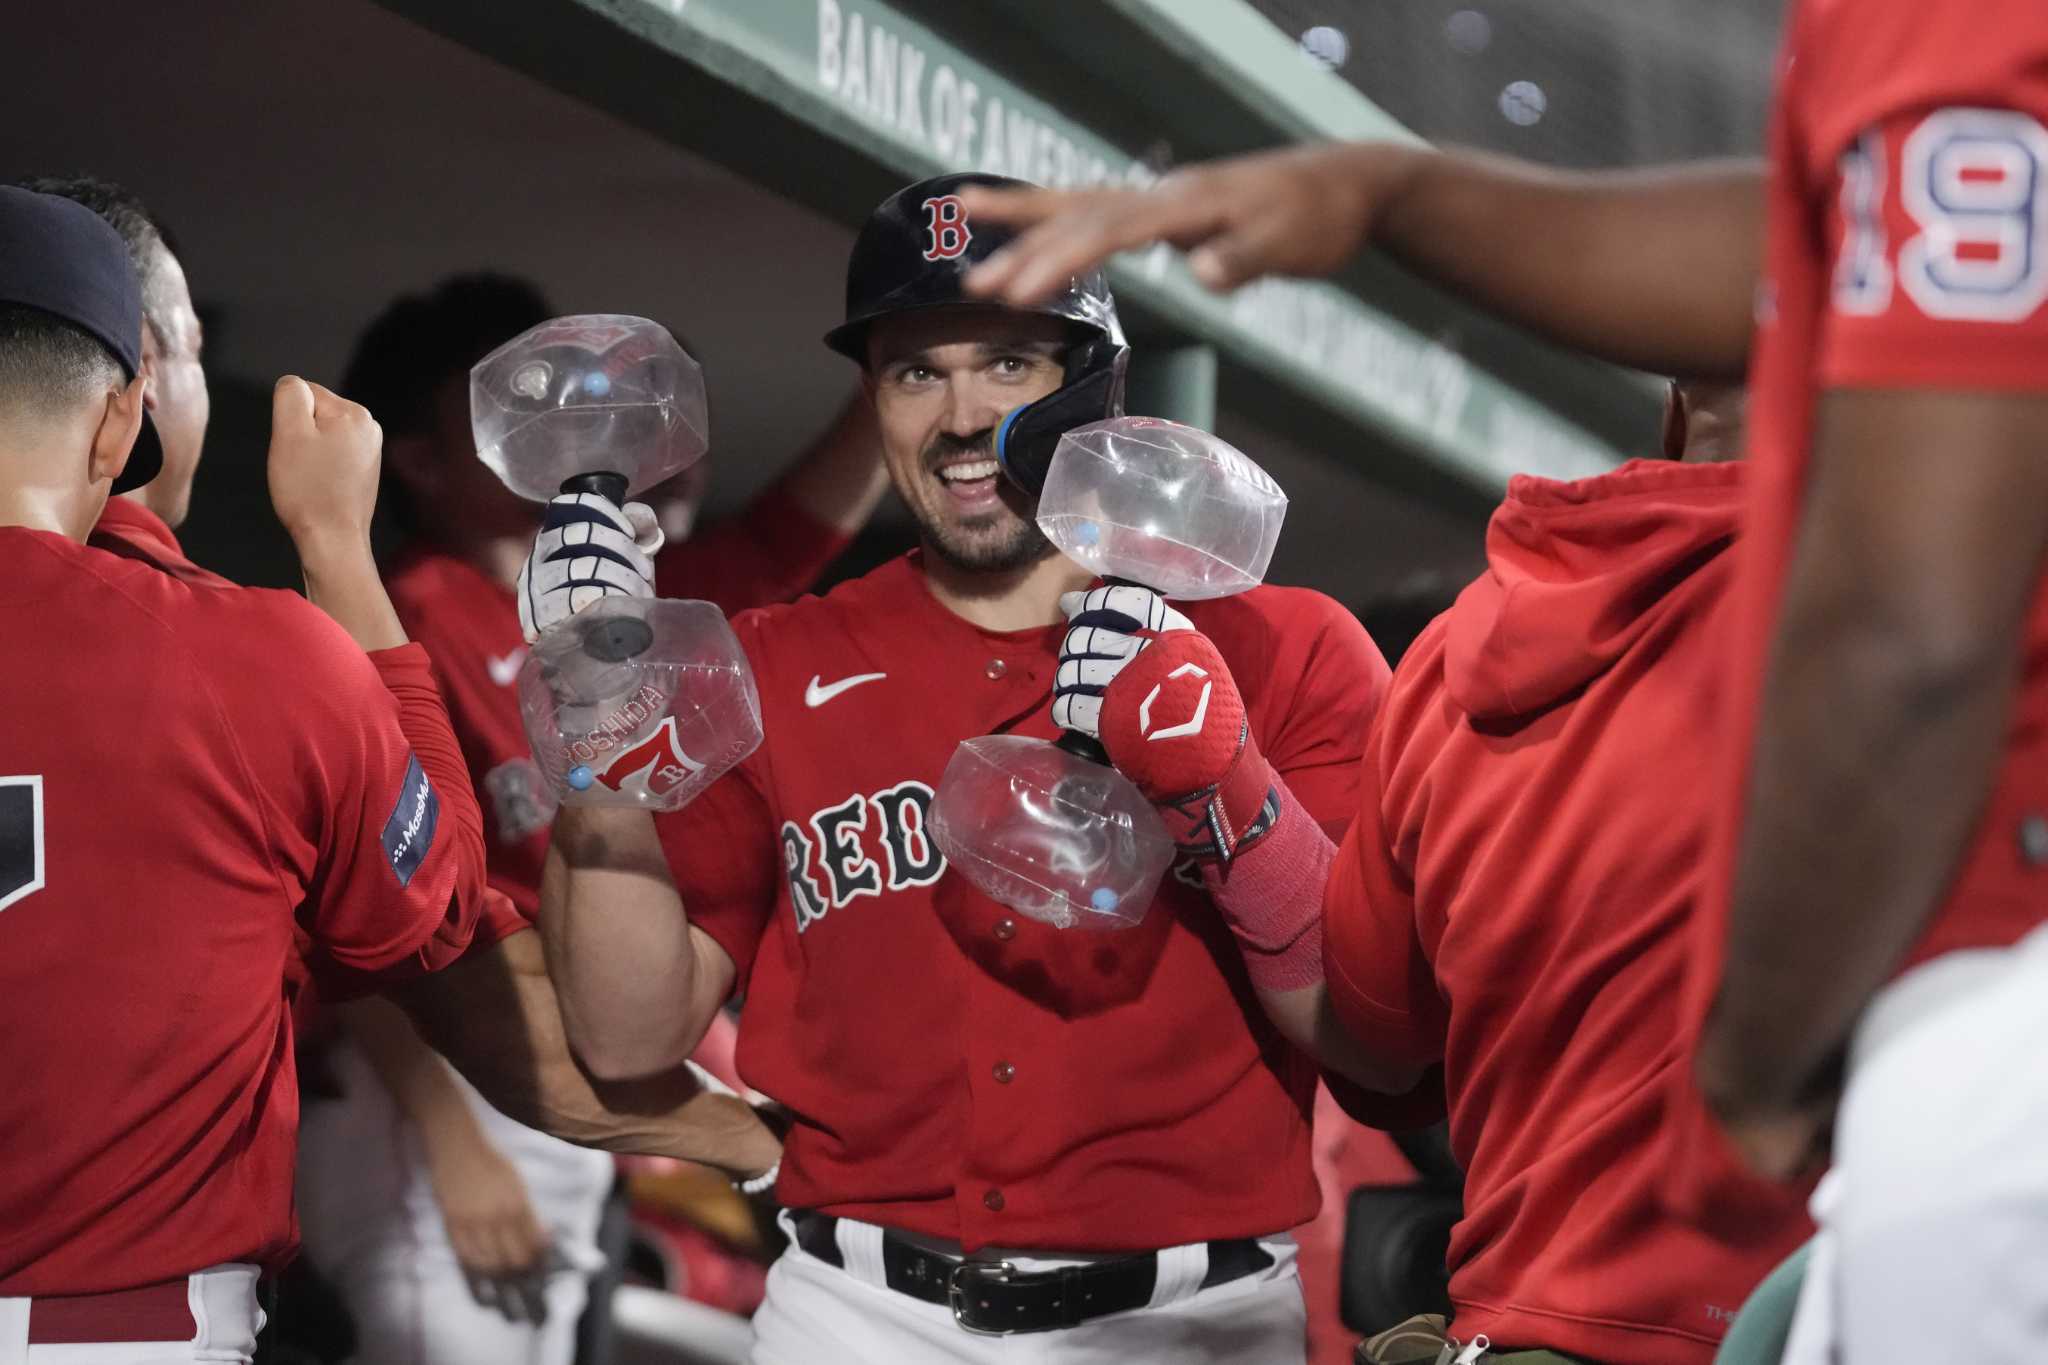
[380, 753, 440, 887]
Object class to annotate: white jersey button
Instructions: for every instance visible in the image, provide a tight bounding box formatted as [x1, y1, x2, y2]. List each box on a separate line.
[984, 658, 1008, 680]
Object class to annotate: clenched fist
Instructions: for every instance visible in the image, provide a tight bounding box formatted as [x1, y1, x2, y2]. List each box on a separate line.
[267, 375, 383, 547]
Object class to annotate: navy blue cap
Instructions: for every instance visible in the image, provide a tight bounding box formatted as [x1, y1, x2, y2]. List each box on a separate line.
[0, 186, 162, 492]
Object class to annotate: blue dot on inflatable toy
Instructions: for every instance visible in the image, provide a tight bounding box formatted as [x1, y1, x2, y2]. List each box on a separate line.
[567, 765, 595, 790]
[1073, 520, 1101, 547]
[582, 371, 611, 398]
[1090, 887, 1120, 912]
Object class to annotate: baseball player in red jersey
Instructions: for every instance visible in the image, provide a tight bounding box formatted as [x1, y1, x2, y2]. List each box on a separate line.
[0, 186, 494, 1362]
[525, 173, 1390, 1364]
[1687, 7, 2048, 1358]
[288, 273, 882, 1365]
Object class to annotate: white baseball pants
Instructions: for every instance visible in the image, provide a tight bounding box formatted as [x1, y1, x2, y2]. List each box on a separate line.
[1783, 920, 2048, 1364]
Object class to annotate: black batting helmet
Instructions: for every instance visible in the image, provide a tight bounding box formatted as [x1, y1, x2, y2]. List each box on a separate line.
[826, 172, 1128, 495]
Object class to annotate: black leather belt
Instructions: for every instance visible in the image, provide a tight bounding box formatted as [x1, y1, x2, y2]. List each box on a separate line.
[791, 1211, 1274, 1336]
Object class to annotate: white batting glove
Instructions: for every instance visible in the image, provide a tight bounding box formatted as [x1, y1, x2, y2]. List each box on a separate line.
[516, 493, 664, 643]
[1052, 584, 1192, 739]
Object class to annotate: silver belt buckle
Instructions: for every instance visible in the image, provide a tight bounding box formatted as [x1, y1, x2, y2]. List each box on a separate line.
[947, 1259, 1018, 1336]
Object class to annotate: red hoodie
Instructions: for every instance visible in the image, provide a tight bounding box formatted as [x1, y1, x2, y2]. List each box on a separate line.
[1324, 460, 1810, 1364]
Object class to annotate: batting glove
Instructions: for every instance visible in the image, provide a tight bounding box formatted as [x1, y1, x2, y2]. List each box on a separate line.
[517, 492, 664, 643]
[1054, 585, 1281, 864]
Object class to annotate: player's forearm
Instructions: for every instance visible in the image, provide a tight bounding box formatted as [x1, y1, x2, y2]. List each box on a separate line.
[1201, 794, 1422, 1093]
[779, 390, 889, 536]
[1701, 585, 2018, 1115]
[338, 995, 496, 1159]
[292, 527, 408, 652]
[396, 930, 781, 1177]
[541, 805, 711, 1079]
[1374, 149, 1763, 377]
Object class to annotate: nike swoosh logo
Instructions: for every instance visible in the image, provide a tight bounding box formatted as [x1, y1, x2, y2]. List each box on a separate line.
[805, 672, 886, 707]
[487, 650, 527, 687]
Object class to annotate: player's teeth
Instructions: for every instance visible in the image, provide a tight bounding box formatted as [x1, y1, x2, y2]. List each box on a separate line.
[940, 461, 999, 483]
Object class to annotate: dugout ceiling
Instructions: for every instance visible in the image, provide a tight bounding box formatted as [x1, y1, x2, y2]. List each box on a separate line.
[1, 0, 1686, 605]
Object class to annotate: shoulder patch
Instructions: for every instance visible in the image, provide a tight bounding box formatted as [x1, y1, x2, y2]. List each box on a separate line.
[381, 753, 440, 887]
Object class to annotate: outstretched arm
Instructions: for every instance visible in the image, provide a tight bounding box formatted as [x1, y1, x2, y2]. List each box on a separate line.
[962, 143, 1763, 378]
[339, 995, 551, 1289]
[390, 927, 777, 1178]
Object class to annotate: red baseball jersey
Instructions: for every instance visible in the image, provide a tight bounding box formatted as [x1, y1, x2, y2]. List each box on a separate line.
[1687, 0, 2048, 1073]
[1324, 462, 1812, 1365]
[88, 497, 234, 588]
[388, 483, 849, 916]
[0, 527, 490, 1295]
[663, 551, 1386, 1254]
[88, 502, 528, 1015]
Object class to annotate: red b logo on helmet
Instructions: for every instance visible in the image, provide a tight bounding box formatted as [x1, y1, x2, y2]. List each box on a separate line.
[921, 195, 972, 261]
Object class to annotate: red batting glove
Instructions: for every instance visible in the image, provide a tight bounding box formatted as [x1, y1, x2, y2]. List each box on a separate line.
[1094, 628, 1280, 864]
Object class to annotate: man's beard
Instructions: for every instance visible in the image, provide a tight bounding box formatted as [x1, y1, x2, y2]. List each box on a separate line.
[914, 429, 1059, 574]
[922, 508, 1059, 573]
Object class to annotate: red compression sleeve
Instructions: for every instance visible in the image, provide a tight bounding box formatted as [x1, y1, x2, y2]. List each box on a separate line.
[1199, 772, 1333, 992]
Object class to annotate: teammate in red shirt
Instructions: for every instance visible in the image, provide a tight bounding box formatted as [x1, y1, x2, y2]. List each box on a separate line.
[32, 177, 378, 1040]
[1321, 390, 1806, 1363]
[1034, 384, 1814, 1364]
[1687, 8, 2048, 1357]
[526, 174, 1389, 1364]
[0, 186, 493, 1360]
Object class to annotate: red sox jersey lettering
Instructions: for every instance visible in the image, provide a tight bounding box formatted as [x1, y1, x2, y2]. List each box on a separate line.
[658, 552, 1388, 1254]
[783, 780, 942, 932]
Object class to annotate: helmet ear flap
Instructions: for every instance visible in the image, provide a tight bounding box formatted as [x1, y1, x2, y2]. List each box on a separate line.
[993, 344, 1129, 495]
